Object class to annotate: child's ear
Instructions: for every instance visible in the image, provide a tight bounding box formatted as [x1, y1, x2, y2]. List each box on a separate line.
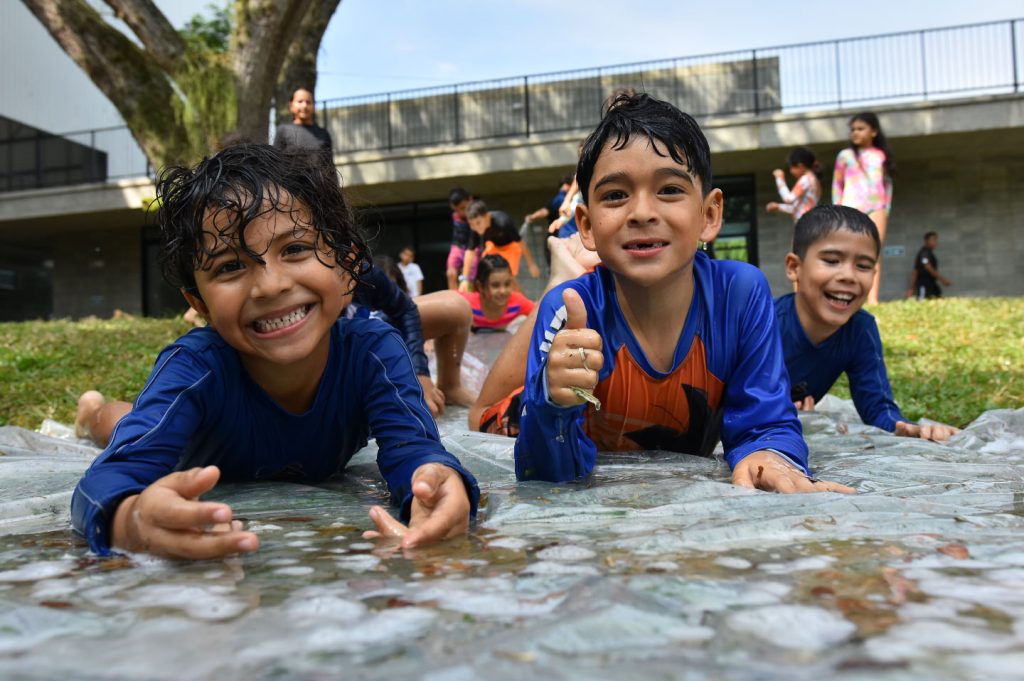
[575, 202, 598, 252]
[700, 188, 724, 244]
[182, 289, 210, 321]
[784, 253, 802, 283]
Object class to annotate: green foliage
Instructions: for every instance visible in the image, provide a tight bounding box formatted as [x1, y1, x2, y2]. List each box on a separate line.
[173, 2, 237, 162]
[179, 3, 232, 53]
[0, 299, 1021, 431]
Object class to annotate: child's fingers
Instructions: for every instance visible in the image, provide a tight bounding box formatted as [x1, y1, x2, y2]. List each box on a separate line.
[156, 465, 222, 500]
[561, 288, 588, 330]
[146, 497, 234, 531]
[813, 479, 857, 494]
[731, 465, 756, 489]
[367, 505, 408, 539]
[150, 527, 258, 560]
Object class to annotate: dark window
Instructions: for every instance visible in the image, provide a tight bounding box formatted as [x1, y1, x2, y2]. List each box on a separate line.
[712, 175, 759, 266]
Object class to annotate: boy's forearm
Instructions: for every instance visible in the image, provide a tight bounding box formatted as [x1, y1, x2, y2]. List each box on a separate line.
[514, 379, 595, 482]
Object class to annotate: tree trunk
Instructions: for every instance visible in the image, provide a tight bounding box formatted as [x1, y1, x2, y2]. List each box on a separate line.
[232, 0, 317, 143]
[22, 0, 192, 171]
[22, 0, 343, 169]
[274, 0, 343, 126]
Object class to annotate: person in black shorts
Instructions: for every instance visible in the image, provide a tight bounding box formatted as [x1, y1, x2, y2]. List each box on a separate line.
[908, 231, 951, 299]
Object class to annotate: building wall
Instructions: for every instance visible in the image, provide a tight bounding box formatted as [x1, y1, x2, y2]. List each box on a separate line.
[52, 228, 142, 319]
[756, 134, 1024, 299]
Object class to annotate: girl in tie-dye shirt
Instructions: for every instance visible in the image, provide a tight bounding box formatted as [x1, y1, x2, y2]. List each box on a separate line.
[767, 146, 822, 222]
[832, 112, 895, 304]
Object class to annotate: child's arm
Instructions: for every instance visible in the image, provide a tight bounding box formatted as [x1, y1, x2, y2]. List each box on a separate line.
[71, 346, 256, 556]
[846, 318, 960, 442]
[718, 270, 853, 493]
[831, 152, 846, 204]
[520, 240, 542, 279]
[773, 169, 805, 205]
[361, 328, 480, 547]
[514, 286, 604, 482]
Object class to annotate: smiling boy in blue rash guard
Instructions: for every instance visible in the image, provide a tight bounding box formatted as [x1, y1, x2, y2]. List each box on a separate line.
[777, 204, 959, 442]
[71, 144, 479, 559]
[513, 93, 853, 494]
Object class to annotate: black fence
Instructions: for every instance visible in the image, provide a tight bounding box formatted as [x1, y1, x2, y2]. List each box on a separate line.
[321, 18, 1023, 153]
[1, 18, 1020, 190]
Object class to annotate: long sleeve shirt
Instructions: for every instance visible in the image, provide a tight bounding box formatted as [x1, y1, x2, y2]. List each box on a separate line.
[71, 319, 480, 554]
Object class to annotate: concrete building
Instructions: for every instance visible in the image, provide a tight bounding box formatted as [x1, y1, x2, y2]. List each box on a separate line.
[1, 13, 1022, 320]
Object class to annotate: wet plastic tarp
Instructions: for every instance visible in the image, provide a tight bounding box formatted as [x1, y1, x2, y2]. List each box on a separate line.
[2, 331, 1023, 679]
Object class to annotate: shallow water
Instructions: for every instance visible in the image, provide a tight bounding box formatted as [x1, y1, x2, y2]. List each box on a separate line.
[2, 332, 1024, 680]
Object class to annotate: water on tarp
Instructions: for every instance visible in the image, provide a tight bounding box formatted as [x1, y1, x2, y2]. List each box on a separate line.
[2, 330, 1024, 679]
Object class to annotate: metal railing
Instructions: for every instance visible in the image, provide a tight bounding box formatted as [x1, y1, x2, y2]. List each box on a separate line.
[1, 18, 1020, 191]
[321, 17, 1023, 153]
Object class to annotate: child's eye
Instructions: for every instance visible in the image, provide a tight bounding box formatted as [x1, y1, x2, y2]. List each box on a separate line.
[659, 185, 684, 196]
[857, 262, 875, 272]
[600, 189, 627, 202]
[822, 258, 840, 266]
[214, 260, 243, 276]
[284, 242, 313, 256]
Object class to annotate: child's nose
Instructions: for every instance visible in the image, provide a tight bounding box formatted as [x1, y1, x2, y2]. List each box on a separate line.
[251, 263, 293, 297]
[628, 191, 658, 224]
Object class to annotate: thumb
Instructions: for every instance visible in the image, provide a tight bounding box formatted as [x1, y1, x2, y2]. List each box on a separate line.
[161, 465, 221, 500]
[562, 288, 588, 330]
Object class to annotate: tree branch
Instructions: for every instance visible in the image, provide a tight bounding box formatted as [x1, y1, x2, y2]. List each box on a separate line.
[103, 0, 184, 75]
[21, 0, 191, 169]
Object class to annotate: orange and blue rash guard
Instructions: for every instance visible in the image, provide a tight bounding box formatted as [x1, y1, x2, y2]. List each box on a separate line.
[514, 252, 807, 483]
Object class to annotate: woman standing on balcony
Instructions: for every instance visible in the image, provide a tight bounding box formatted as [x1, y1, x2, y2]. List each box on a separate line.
[832, 112, 895, 305]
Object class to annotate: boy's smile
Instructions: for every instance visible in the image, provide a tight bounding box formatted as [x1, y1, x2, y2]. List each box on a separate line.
[576, 138, 721, 293]
[786, 228, 878, 345]
[186, 195, 352, 399]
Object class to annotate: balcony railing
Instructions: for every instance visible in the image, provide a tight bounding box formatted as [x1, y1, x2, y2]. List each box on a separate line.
[1, 18, 1020, 191]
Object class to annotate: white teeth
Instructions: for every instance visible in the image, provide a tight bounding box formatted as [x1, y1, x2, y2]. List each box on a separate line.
[254, 305, 310, 332]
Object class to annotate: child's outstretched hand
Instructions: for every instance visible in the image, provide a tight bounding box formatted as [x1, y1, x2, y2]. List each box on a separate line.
[547, 288, 604, 407]
[894, 420, 960, 442]
[364, 463, 470, 549]
[772, 169, 786, 180]
[732, 450, 855, 494]
[111, 466, 259, 560]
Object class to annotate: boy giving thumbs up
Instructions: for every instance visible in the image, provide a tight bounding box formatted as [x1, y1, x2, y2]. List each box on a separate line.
[513, 92, 853, 495]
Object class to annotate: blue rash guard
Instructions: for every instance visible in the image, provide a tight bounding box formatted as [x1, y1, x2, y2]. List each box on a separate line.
[775, 293, 906, 432]
[514, 253, 807, 483]
[349, 264, 428, 377]
[71, 318, 480, 555]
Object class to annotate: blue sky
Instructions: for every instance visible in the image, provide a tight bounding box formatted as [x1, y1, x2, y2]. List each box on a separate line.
[166, 1, 1023, 100]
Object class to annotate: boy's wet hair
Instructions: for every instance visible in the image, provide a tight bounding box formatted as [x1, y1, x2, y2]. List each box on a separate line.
[157, 143, 369, 295]
[576, 92, 713, 204]
[792, 205, 881, 259]
[474, 254, 511, 287]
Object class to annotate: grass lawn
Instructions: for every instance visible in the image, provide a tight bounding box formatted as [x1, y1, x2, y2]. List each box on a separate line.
[1, 297, 1022, 430]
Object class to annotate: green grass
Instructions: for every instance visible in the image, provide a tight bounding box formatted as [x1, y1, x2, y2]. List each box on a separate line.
[830, 297, 1023, 427]
[0, 297, 1021, 430]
